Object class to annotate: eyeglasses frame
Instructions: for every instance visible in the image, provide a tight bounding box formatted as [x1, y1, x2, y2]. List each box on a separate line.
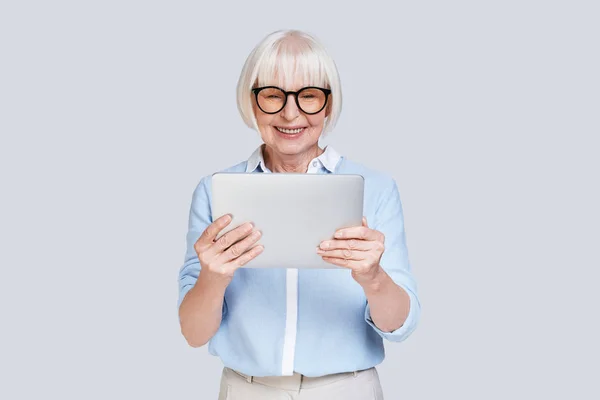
[251, 86, 332, 115]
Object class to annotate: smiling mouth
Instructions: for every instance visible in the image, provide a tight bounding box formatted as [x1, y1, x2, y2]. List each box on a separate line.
[276, 127, 306, 134]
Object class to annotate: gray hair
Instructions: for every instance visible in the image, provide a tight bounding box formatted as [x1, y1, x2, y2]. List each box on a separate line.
[236, 30, 343, 136]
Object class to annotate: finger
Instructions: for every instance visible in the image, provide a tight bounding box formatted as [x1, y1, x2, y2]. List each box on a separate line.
[318, 239, 373, 251]
[231, 244, 264, 268]
[321, 256, 371, 270]
[362, 216, 368, 227]
[208, 222, 255, 258]
[218, 228, 263, 264]
[316, 248, 366, 261]
[195, 214, 232, 252]
[334, 226, 381, 241]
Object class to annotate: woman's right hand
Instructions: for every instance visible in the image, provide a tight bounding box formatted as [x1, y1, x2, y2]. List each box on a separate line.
[194, 214, 264, 286]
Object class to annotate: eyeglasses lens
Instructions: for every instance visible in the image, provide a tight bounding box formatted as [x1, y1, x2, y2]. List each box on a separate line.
[256, 88, 326, 114]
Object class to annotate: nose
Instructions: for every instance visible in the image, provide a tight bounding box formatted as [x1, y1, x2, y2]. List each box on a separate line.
[281, 94, 300, 120]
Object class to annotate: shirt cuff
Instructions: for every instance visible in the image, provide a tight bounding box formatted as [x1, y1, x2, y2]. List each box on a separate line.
[364, 286, 420, 342]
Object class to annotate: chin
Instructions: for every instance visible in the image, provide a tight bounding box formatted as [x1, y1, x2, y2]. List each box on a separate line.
[273, 141, 307, 155]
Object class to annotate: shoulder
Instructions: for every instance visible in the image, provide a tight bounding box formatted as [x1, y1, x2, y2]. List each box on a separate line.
[337, 157, 397, 193]
[190, 160, 248, 199]
[339, 157, 404, 229]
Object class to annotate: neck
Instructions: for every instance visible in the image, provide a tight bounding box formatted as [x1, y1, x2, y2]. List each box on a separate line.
[263, 144, 324, 173]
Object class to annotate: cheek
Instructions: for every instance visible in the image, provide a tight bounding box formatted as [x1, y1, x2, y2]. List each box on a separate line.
[306, 114, 326, 128]
[254, 112, 273, 127]
[252, 103, 270, 126]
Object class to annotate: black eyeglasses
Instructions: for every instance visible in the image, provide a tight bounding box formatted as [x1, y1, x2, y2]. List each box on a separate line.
[252, 86, 332, 115]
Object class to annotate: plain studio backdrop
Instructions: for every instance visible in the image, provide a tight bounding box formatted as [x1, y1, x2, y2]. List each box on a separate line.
[1, 1, 598, 399]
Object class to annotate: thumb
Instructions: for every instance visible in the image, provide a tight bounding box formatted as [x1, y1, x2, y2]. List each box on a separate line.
[362, 216, 369, 227]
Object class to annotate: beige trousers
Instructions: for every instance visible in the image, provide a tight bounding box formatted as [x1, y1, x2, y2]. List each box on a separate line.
[218, 366, 384, 400]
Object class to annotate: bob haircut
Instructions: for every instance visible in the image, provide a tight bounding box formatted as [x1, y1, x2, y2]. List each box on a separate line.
[236, 30, 342, 136]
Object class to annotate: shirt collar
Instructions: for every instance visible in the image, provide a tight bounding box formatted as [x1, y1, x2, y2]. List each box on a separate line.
[245, 143, 268, 173]
[316, 145, 342, 173]
[245, 144, 342, 173]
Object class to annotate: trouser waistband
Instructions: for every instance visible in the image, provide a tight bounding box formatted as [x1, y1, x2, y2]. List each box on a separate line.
[227, 367, 373, 391]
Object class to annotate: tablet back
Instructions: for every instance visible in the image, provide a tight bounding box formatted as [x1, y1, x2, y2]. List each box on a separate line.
[211, 172, 364, 268]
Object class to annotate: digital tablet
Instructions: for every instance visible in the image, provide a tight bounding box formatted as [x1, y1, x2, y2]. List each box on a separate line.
[211, 172, 364, 269]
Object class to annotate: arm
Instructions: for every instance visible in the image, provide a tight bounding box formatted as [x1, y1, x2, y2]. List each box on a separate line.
[178, 177, 263, 347]
[178, 177, 223, 348]
[364, 179, 421, 342]
[179, 271, 228, 348]
[318, 178, 421, 342]
[361, 266, 411, 333]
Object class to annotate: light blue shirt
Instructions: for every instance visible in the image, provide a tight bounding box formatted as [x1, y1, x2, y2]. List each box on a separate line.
[178, 144, 421, 377]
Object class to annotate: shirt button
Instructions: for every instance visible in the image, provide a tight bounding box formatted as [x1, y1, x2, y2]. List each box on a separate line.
[312, 161, 317, 167]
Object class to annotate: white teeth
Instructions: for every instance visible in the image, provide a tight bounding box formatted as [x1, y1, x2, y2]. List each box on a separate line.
[276, 127, 304, 134]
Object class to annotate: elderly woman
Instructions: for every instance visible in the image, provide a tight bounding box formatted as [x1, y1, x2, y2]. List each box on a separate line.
[178, 30, 421, 400]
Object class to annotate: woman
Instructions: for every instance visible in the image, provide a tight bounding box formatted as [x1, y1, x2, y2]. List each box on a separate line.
[178, 30, 421, 400]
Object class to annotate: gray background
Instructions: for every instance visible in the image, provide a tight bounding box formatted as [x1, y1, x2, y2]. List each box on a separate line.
[1, 0, 598, 399]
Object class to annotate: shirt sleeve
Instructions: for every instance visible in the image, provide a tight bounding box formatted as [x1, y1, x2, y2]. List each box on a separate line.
[177, 176, 227, 317]
[364, 178, 421, 342]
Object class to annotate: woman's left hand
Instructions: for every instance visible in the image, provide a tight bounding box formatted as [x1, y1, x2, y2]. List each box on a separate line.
[317, 217, 385, 286]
